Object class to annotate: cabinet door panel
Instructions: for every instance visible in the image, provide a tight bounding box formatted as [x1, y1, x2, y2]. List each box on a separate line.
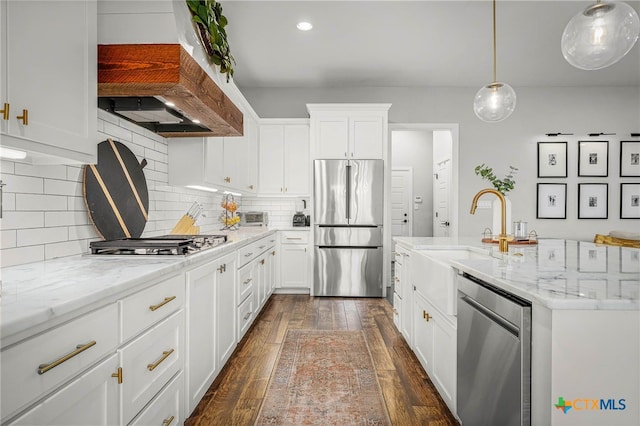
[350, 116, 383, 159]
[413, 293, 434, 373]
[9, 354, 119, 426]
[3, 0, 96, 161]
[216, 254, 237, 366]
[258, 125, 285, 194]
[283, 124, 310, 195]
[186, 262, 216, 413]
[315, 117, 348, 159]
[246, 116, 259, 193]
[224, 133, 249, 192]
[280, 245, 308, 288]
[433, 318, 456, 411]
[204, 137, 225, 187]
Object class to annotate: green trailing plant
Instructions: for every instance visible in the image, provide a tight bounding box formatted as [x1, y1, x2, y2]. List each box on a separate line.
[474, 164, 518, 195]
[186, 0, 235, 82]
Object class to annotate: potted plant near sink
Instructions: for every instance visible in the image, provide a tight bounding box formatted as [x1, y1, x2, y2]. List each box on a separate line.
[474, 164, 518, 238]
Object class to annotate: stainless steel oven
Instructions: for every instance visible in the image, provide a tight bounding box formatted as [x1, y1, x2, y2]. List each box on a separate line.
[457, 273, 532, 426]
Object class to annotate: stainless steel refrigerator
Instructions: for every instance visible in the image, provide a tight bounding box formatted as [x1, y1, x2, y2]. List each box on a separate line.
[313, 159, 384, 297]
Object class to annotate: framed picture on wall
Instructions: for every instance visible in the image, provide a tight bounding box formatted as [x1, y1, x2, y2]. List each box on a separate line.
[578, 183, 608, 219]
[620, 183, 640, 219]
[537, 183, 567, 219]
[537, 142, 567, 177]
[620, 141, 640, 177]
[578, 141, 608, 177]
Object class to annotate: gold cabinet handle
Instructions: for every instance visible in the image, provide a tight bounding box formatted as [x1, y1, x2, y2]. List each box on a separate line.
[17, 109, 28, 125]
[244, 252, 253, 257]
[0, 103, 9, 120]
[149, 296, 176, 312]
[260, 259, 265, 265]
[423, 310, 432, 322]
[286, 237, 303, 240]
[147, 348, 174, 371]
[217, 264, 226, 273]
[162, 415, 175, 426]
[271, 250, 276, 256]
[111, 367, 123, 384]
[258, 245, 266, 249]
[243, 278, 252, 285]
[38, 341, 96, 375]
[243, 311, 252, 321]
[249, 185, 254, 190]
[224, 177, 231, 183]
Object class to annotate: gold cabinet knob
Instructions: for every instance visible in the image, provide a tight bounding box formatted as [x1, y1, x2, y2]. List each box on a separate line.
[17, 109, 28, 125]
[0, 103, 9, 120]
[423, 310, 432, 322]
[224, 176, 231, 183]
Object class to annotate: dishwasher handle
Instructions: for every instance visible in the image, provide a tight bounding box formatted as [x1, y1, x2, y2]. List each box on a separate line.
[460, 293, 520, 338]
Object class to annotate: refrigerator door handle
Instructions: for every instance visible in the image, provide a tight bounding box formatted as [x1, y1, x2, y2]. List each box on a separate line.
[345, 163, 351, 220]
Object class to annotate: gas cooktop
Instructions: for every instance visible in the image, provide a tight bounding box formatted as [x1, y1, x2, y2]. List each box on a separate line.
[90, 234, 227, 255]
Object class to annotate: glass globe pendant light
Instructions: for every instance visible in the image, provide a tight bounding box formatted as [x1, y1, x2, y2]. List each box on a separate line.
[562, 1, 640, 70]
[473, 0, 516, 123]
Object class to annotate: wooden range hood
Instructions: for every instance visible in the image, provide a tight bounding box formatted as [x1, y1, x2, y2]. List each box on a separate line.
[98, 44, 243, 138]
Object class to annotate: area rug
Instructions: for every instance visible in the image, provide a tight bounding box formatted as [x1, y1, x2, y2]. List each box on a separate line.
[255, 330, 391, 425]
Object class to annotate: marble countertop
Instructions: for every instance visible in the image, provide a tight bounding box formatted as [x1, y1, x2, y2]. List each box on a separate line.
[394, 237, 640, 311]
[0, 228, 275, 348]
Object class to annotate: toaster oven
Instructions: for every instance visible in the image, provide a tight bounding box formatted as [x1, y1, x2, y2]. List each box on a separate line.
[238, 211, 269, 227]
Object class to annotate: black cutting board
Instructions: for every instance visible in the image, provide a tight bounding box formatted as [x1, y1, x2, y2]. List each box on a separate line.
[83, 139, 149, 240]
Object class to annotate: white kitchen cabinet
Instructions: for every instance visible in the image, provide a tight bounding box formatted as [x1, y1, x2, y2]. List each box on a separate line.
[0, 0, 97, 164]
[185, 260, 217, 414]
[279, 230, 310, 289]
[307, 104, 390, 160]
[129, 370, 183, 426]
[216, 252, 237, 367]
[413, 290, 456, 414]
[393, 246, 413, 344]
[258, 120, 310, 195]
[8, 354, 120, 426]
[169, 112, 259, 195]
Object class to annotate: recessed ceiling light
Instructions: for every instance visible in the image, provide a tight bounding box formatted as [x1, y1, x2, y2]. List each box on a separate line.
[165, 101, 175, 107]
[192, 119, 200, 124]
[297, 21, 313, 31]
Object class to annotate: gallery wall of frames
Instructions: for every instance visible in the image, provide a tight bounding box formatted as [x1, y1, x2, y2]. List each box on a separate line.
[536, 138, 640, 220]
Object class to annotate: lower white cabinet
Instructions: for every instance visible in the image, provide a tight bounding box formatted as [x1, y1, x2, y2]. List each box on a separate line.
[129, 371, 183, 426]
[413, 291, 457, 413]
[278, 230, 310, 289]
[216, 252, 237, 368]
[120, 310, 184, 425]
[9, 354, 120, 426]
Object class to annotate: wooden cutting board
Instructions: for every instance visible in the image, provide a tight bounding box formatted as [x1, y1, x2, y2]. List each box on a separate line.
[83, 139, 149, 240]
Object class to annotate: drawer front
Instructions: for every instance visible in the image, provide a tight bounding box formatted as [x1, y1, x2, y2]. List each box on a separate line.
[1, 303, 119, 421]
[237, 295, 254, 339]
[280, 230, 309, 244]
[237, 241, 260, 267]
[393, 293, 401, 329]
[122, 274, 185, 342]
[121, 310, 185, 424]
[129, 370, 183, 426]
[237, 262, 254, 305]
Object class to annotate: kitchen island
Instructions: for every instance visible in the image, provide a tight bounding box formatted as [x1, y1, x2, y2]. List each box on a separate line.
[394, 236, 639, 426]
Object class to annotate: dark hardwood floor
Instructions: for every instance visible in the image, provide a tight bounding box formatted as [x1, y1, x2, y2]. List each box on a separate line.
[186, 295, 458, 425]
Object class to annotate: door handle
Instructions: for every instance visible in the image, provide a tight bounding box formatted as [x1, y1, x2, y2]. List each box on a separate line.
[403, 219, 408, 223]
[440, 221, 450, 227]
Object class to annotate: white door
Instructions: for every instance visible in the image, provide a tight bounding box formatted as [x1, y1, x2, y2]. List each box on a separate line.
[433, 159, 451, 237]
[391, 168, 413, 237]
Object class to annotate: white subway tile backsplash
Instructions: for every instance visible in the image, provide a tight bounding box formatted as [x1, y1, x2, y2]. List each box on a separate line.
[16, 194, 67, 211]
[2, 245, 45, 268]
[14, 163, 67, 180]
[1, 174, 44, 194]
[44, 179, 82, 196]
[1, 230, 17, 249]
[17, 226, 68, 246]
[1, 211, 45, 229]
[1, 110, 233, 267]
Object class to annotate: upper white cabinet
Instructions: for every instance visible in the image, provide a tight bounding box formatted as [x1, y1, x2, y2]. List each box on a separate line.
[0, 0, 97, 164]
[307, 104, 390, 160]
[258, 120, 310, 196]
[168, 113, 259, 195]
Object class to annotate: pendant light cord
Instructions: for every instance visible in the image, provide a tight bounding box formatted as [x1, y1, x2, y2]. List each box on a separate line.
[493, 0, 497, 83]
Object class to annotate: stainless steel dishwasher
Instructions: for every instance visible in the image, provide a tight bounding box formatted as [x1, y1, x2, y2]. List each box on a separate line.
[456, 273, 531, 426]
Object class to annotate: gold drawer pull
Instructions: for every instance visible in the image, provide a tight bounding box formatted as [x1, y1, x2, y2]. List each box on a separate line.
[423, 310, 432, 322]
[260, 259, 265, 265]
[16, 109, 28, 125]
[244, 252, 253, 257]
[258, 245, 266, 249]
[147, 348, 174, 371]
[0, 103, 9, 120]
[162, 415, 175, 426]
[243, 278, 252, 285]
[272, 250, 276, 256]
[149, 296, 176, 312]
[38, 340, 97, 375]
[243, 312, 252, 321]
[286, 237, 302, 240]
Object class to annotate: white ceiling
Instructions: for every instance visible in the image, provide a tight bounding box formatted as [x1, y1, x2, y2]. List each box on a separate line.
[220, 0, 640, 89]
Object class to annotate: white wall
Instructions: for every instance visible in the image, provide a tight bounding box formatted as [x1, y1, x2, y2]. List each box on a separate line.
[240, 196, 310, 229]
[0, 110, 227, 268]
[240, 85, 640, 240]
[392, 130, 433, 237]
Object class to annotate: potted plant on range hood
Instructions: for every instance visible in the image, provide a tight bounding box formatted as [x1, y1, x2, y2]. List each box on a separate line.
[186, 0, 235, 82]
